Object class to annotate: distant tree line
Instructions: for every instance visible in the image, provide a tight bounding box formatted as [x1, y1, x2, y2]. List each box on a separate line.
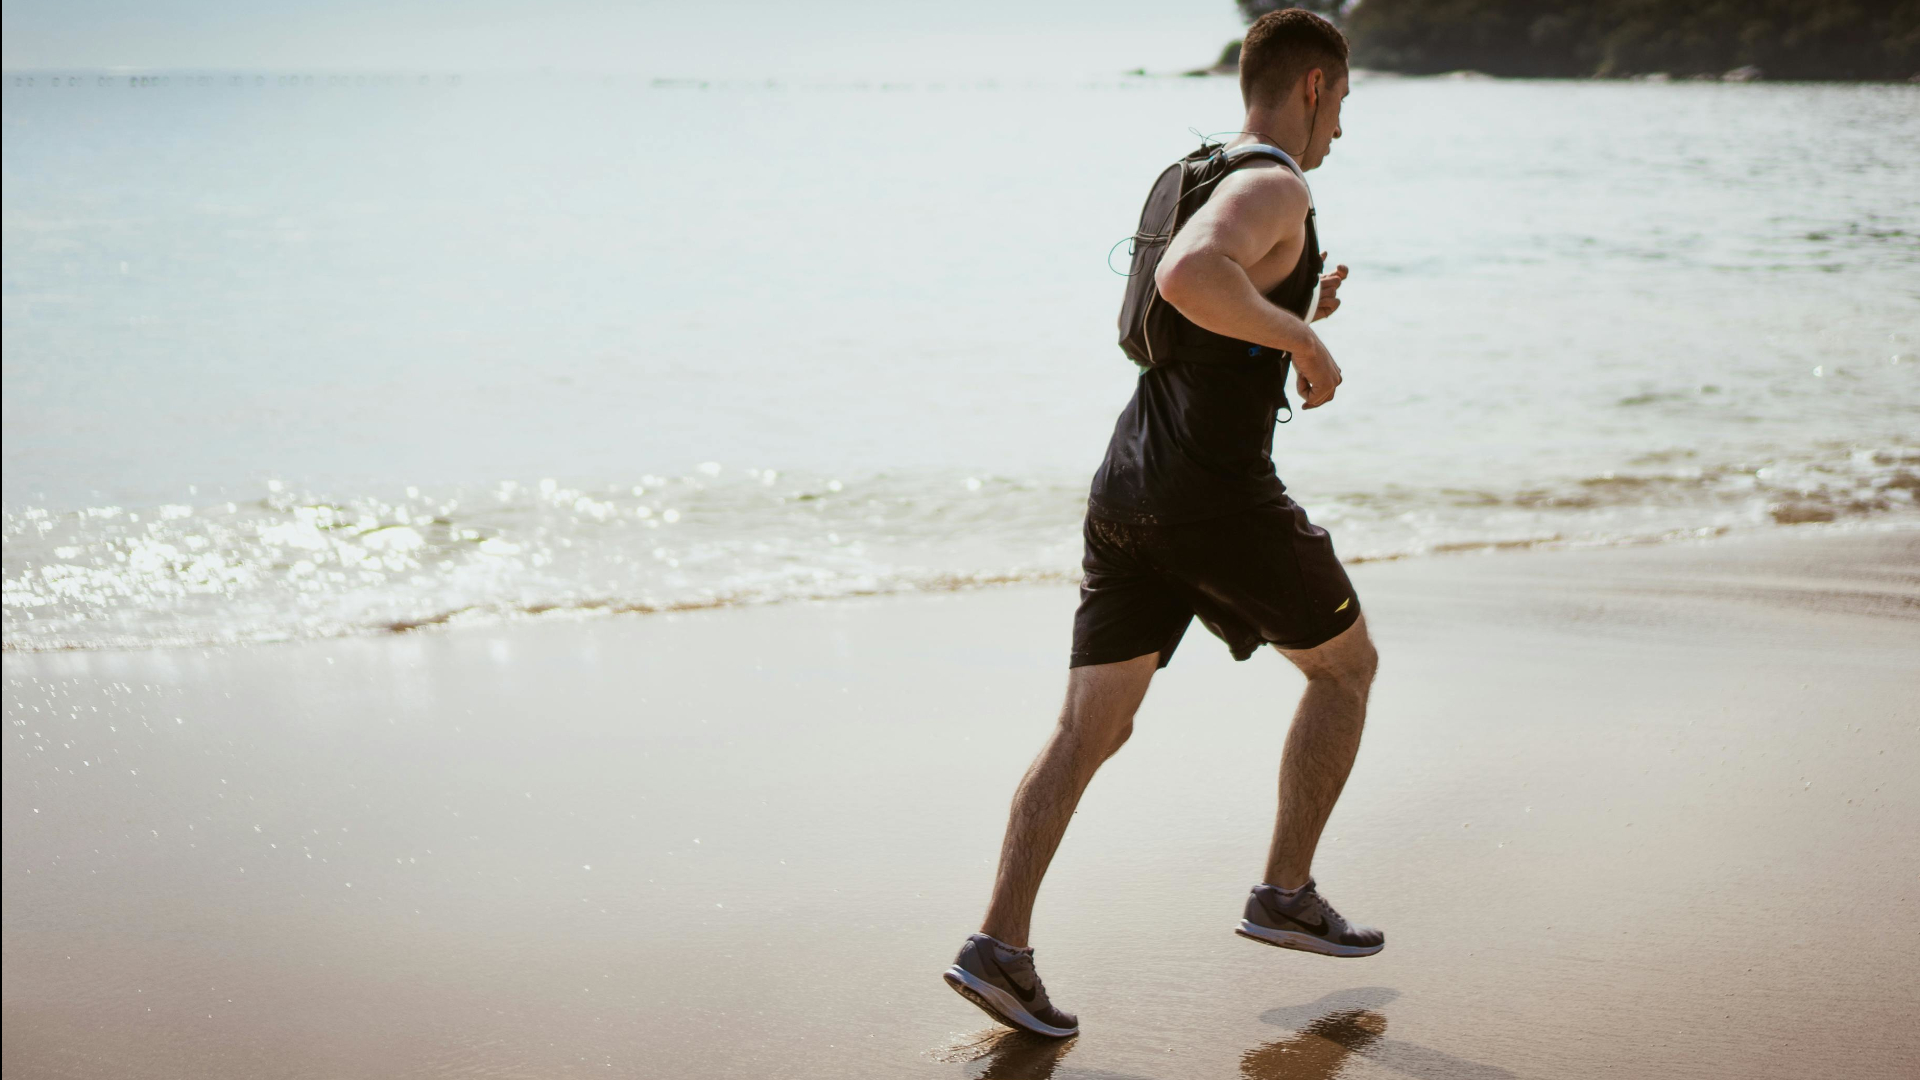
[1234, 0, 1920, 80]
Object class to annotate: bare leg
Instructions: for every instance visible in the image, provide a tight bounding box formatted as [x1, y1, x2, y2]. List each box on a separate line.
[1264, 614, 1379, 889]
[980, 651, 1160, 947]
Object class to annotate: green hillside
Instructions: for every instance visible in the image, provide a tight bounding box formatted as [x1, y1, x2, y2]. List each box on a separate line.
[1338, 0, 1920, 80]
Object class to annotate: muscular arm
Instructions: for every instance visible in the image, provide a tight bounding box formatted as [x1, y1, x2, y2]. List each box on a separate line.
[1154, 165, 1342, 408]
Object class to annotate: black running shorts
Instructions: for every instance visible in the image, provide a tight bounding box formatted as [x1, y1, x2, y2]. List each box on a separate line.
[1069, 496, 1361, 668]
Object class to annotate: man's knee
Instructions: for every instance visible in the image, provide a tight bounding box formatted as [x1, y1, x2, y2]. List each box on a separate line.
[1307, 650, 1374, 696]
[1284, 620, 1378, 692]
[1059, 701, 1135, 758]
[1347, 635, 1380, 684]
[1059, 652, 1155, 756]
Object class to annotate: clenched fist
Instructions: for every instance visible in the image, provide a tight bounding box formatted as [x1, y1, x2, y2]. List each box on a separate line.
[1312, 257, 1349, 322]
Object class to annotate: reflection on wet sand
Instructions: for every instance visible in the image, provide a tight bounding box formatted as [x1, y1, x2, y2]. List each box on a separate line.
[968, 1031, 1079, 1080]
[932, 1026, 1163, 1080]
[1241, 1008, 1387, 1079]
[928, 1028, 1080, 1080]
[1250, 988, 1517, 1080]
[927, 988, 1515, 1080]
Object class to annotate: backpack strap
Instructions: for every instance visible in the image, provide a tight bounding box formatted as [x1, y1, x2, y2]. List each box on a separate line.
[1222, 142, 1301, 174]
[1216, 143, 1315, 425]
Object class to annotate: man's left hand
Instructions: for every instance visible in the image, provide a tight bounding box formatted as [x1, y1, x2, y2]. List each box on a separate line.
[1312, 258, 1348, 322]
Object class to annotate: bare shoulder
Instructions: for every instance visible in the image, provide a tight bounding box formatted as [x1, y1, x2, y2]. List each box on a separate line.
[1182, 159, 1308, 248]
[1213, 160, 1309, 215]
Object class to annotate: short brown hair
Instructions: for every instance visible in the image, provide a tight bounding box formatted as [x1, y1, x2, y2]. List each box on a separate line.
[1239, 9, 1349, 108]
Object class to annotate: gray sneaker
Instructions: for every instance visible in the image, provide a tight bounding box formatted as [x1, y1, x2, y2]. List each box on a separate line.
[943, 933, 1080, 1038]
[1236, 880, 1385, 957]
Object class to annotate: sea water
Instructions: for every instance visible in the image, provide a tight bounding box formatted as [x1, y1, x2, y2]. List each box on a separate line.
[4, 71, 1917, 649]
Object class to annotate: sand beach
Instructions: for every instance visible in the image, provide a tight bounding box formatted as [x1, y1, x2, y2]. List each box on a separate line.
[5, 525, 1916, 1079]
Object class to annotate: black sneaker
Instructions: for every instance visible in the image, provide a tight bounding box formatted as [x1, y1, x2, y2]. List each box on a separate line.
[1236, 880, 1385, 957]
[942, 933, 1080, 1038]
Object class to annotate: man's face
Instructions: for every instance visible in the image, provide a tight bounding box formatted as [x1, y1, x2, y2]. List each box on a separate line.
[1303, 71, 1349, 171]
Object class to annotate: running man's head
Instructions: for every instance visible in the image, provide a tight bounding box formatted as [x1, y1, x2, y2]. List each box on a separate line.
[1239, 9, 1349, 170]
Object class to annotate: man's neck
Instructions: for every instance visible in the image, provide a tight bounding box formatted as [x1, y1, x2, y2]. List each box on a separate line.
[1229, 108, 1311, 164]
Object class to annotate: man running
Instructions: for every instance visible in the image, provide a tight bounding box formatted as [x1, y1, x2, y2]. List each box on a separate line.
[943, 10, 1376, 1038]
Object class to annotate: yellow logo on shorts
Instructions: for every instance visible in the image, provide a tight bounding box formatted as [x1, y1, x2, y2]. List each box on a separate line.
[1334, 597, 1351, 612]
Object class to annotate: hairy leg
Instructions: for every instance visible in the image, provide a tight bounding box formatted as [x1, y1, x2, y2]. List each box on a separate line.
[980, 651, 1160, 948]
[1264, 614, 1379, 889]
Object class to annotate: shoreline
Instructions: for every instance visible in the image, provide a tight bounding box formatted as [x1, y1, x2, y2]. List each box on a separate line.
[8, 516, 1918, 656]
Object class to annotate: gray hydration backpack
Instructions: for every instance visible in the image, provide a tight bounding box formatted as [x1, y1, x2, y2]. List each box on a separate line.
[1116, 141, 1311, 367]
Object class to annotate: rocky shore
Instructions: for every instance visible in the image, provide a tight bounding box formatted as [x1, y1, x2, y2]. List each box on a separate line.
[1196, 1, 1920, 82]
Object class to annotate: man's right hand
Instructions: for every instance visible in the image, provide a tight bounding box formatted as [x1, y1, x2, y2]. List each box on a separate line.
[1293, 334, 1342, 409]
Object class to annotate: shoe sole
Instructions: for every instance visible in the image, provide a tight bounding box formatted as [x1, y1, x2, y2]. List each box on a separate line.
[942, 966, 1079, 1038]
[1235, 920, 1385, 957]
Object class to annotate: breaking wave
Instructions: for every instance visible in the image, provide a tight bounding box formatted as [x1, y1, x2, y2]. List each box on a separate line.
[5, 444, 1917, 652]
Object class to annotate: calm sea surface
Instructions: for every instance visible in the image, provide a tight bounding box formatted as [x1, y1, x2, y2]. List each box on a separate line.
[4, 71, 1917, 649]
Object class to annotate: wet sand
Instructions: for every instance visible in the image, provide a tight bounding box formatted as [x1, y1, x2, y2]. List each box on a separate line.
[5, 526, 1918, 1079]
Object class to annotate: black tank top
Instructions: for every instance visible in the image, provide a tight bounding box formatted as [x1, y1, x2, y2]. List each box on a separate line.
[1088, 205, 1323, 525]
